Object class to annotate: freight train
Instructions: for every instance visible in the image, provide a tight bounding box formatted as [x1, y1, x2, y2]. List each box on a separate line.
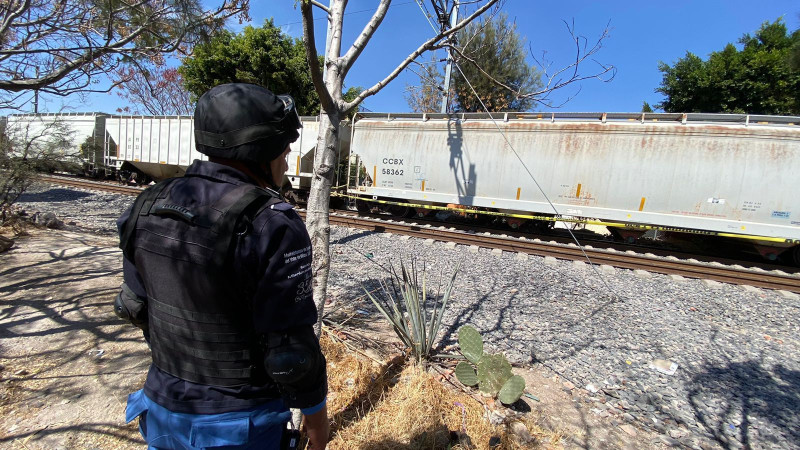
[4, 111, 799, 264]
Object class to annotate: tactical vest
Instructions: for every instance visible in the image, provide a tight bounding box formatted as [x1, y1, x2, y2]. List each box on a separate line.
[119, 178, 282, 387]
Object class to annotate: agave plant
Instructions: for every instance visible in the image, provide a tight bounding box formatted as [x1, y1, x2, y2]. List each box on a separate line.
[363, 259, 461, 363]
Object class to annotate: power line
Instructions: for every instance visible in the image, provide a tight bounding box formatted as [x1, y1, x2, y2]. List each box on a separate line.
[278, 1, 418, 30]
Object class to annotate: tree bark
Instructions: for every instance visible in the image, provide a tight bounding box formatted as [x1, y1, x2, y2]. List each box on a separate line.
[307, 108, 341, 337]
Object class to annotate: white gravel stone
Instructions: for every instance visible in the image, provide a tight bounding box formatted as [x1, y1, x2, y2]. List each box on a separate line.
[445, 242, 456, 249]
[490, 248, 502, 256]
[400, 235, 412, 240]
[573, 260, 586, 268]
[423, 238, 435, 246]
[515, 252, 528, 261]
[601, 265, 616, 275]
[703, 279, 723, 288]
[543, 256, 557, 265]
[741, 285, 762, 294]
[468, 245, 479, 254]
[634, 269, 651, 278]
[669, 274, 685, 281]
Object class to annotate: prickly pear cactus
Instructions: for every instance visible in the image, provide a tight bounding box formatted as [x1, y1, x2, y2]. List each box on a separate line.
[455, 361, 479, 386]
[476, 353, 513, 397]
[458, 325, 483, 364]
[498, 375, 526, 405]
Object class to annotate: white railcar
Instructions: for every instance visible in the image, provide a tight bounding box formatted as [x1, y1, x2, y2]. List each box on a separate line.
[105, 115, 201, 180]
[4, 113, 107, 173]
[347, 112, 800, 261]
[105, 115, 348, 189]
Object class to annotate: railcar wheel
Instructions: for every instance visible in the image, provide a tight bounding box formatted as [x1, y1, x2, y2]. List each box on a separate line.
[356, 199, 371, 214]
[386, 203, 410, 217]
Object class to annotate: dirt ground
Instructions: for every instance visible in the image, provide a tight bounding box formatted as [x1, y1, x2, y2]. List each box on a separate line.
[0, 229, 666, 449]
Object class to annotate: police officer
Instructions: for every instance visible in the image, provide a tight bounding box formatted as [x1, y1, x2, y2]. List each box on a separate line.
[115, 83, 328, 449]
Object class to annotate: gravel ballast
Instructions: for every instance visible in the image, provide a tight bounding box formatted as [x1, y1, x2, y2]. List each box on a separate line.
[14, 183, 800, 450]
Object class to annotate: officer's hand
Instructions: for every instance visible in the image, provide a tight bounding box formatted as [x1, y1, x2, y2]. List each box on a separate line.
[303, 404, 329, 449]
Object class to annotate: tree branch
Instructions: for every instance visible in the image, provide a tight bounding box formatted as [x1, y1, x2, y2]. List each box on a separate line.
[342, 0, 500, 114]
[310, 0, 330, 15]
[0, 0, 249, 107]
[520, 19, 616, 105]
[327, 0, 346, 69]
[339, 0, 391, 79]
[301, 0, 335, 112]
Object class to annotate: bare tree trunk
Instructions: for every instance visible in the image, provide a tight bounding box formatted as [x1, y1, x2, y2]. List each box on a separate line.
[307, 109, 341, 338]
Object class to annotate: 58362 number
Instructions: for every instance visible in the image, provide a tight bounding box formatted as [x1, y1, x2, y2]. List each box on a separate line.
[382, 168, 404, 176]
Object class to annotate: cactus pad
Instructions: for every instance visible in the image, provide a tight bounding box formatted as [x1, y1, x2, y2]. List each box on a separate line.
[458, 325, 483, 364]
[477, 353, 512, 396]
[498, 375, 526, 405]
[455, 361, 479, 386]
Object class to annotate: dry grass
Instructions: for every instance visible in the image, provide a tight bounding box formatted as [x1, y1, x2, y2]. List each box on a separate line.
[320, 331, 559, 449]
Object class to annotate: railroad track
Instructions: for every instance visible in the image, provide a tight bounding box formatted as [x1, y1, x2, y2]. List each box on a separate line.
[39, 174, 144, 196]
[38, 175, 800, 293]
[316, 212, 800, 294]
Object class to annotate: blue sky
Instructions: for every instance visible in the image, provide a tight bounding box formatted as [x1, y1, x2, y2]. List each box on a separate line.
[35, 0, 800, 114]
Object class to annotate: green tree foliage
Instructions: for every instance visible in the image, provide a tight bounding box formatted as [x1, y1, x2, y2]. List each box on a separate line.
[451, 13, 542, 112]
[656, 19, 800, 115]
[641, 101, 653, 113]
[180, 20, 321, 116]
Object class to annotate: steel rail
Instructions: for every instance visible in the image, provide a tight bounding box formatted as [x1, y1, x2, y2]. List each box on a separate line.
[318, 212, 800, 293]
[39, 175, 143, 196]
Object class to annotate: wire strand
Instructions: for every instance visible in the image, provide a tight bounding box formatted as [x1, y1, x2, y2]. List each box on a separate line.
[450, 61, 622, 301]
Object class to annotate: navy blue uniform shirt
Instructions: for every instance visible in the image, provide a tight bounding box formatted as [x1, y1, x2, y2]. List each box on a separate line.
[118, 160, 322, 414]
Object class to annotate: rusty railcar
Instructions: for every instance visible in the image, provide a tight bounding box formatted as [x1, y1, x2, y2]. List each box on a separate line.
[346, 112, 800, 263]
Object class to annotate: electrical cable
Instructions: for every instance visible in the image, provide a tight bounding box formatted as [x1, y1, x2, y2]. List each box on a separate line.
[449, 60, 622, 301]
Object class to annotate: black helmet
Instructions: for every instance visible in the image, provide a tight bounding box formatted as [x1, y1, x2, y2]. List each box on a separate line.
[194, 83, 302, 164]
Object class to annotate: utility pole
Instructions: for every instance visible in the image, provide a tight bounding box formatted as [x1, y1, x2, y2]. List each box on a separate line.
[439, 0, 458, 114]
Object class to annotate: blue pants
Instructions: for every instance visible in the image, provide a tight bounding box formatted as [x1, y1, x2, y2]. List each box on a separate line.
[125, 390, 291, 449]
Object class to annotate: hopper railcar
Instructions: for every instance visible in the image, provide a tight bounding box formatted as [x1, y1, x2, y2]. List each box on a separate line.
[345, 112, 800, 264]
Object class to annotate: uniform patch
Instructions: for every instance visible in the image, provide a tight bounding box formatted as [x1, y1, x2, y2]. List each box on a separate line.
[270, 202, 294, 211]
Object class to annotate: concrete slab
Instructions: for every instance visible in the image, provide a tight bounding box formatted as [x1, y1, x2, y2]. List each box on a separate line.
[601, 265, 616, 275]
[778, 290, 799, 300]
